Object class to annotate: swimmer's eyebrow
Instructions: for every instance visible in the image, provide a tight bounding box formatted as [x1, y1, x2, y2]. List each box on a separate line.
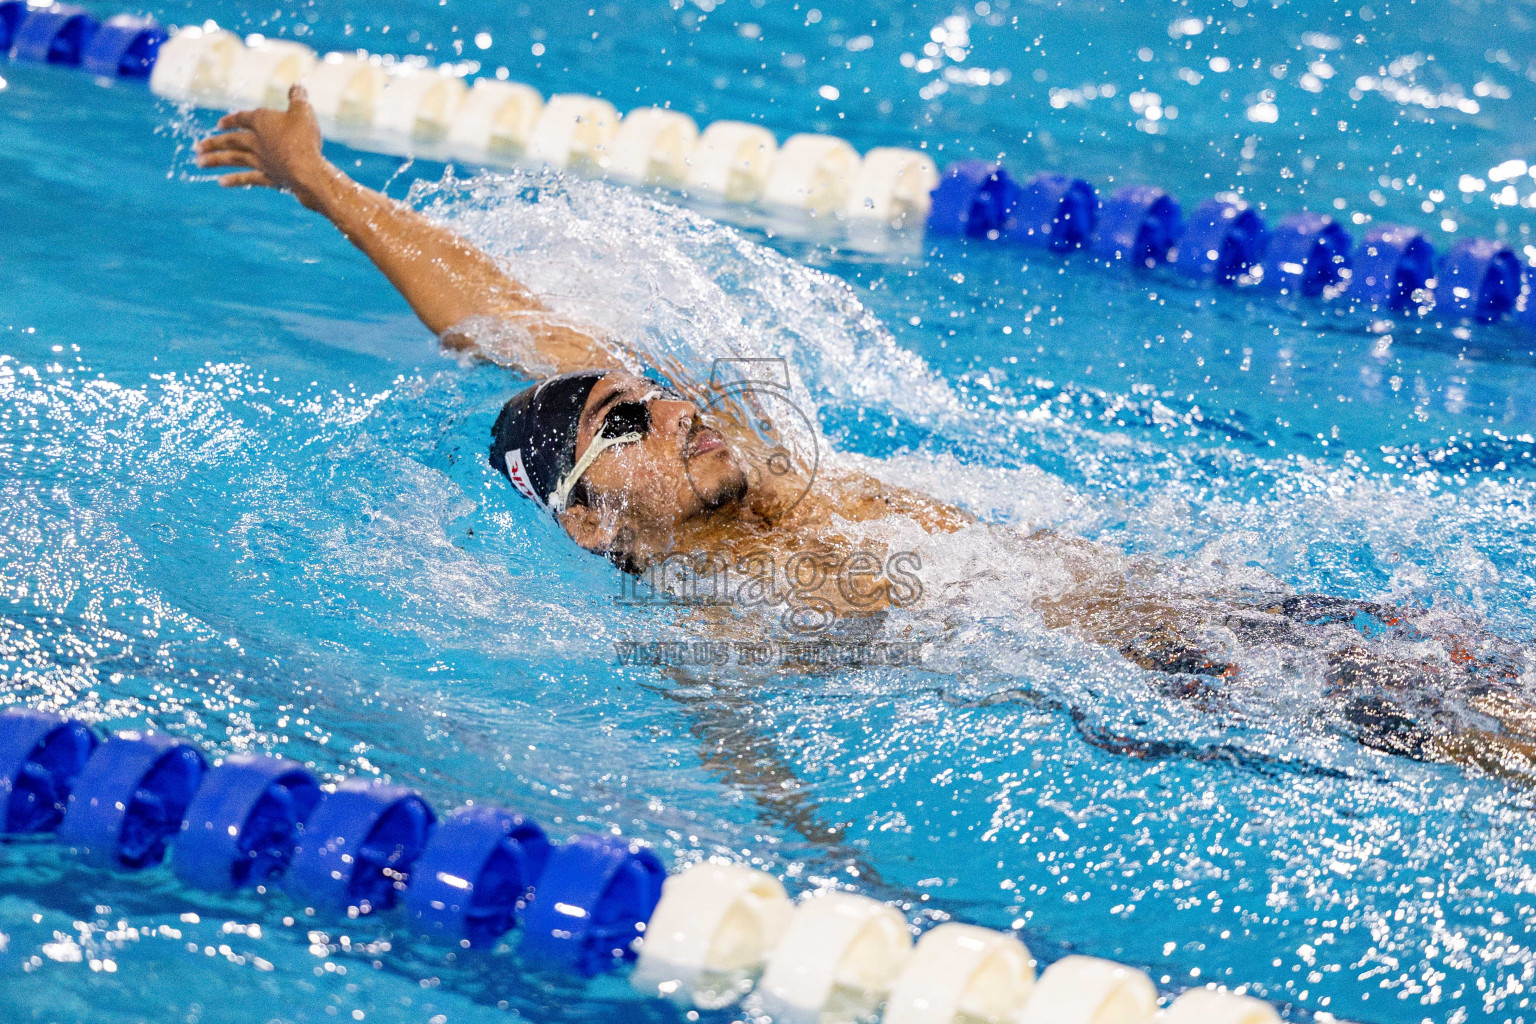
[583, 384, 633, 436]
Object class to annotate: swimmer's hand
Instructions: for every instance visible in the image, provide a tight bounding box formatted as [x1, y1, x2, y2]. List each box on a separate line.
[193, 84, 337, 211]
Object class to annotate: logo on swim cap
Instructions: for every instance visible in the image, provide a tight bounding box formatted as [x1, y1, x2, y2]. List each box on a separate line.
[504, 449, 545, 506]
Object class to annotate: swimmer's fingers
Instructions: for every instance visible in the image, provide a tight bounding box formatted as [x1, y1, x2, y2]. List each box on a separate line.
[218, 171, 275, 190]
[196, 150, 261, 171]
[195, 130, 258, 156]
[215, 108, 263, 132]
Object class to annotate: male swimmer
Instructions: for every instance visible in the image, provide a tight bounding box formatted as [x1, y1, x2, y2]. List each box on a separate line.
[195, 87, 1536, 782]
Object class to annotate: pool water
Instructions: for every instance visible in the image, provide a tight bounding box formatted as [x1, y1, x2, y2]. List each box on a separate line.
[4, 0, 1536, 1022]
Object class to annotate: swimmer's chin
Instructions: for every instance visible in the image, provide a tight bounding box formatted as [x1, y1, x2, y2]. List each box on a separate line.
[697, 464, 750, 511]
[685, 448, 750, 512]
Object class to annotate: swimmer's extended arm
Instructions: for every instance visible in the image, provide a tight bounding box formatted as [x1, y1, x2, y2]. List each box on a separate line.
[194, 85, 613, 373]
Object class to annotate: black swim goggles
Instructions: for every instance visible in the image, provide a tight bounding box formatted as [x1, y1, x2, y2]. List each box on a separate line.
[548, 387, 684, 512]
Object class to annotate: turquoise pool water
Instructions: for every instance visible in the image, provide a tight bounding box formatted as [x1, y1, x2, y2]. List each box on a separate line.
[4, 0, 1536, 1022]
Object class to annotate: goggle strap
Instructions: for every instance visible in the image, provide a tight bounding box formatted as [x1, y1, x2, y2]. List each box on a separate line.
[548, 430, 642, 512]
[547, 391, 667, 513]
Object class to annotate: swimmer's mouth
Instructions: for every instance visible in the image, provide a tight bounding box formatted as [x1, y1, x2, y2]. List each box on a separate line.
[686, 426, 726, 458]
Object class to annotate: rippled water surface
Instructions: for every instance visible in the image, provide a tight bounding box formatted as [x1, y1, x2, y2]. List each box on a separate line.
[5, 1, 1536, 1022]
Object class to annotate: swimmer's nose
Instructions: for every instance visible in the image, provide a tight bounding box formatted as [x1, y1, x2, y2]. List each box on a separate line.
[650, 397, 697, 443]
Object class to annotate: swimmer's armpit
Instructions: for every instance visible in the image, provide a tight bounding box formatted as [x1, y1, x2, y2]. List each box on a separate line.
[195, 85, 623, 376]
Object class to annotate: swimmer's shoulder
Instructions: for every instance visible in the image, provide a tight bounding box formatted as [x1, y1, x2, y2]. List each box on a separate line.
[816, 471, 973, 532]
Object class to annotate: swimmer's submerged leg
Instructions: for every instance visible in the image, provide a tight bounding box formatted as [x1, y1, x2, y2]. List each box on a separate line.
[642, 668, 882, 883]
[1085, 585, 1536, 786]
[1325, 647, 1536, 785]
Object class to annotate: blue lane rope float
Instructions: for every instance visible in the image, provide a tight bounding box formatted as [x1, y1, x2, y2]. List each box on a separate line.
[0, 710, 97, 835]
[0, 709, 1357, 1021]
[80, 12, 163, 77]
[1351, 225, 1436, 313]
[1434, 236, 1523, 324]
[57, 730, 206, 870]
[1260, 211, 1352, 297]
[405, 804, 549, 949]
[9, 2, 97, 65]
[0, 0, 29, 51]
[4, 12, 1532, 337]
[927, 160, 1022, 239]
[1091, 184, 1183, 268]
[1010, 172, 1098, 252]
[1174, 197, 1271, 285]
[283, 778, 436, 914]
[520, 832, 667, 975]
[174, 753, 322, 891]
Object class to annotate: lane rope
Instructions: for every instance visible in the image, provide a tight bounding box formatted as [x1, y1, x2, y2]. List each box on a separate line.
[4, 3, 1531, 335]
[0, 709, 1358, 1022]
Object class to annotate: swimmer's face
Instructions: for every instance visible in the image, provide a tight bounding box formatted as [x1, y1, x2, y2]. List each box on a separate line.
[558, 372, 748, 552]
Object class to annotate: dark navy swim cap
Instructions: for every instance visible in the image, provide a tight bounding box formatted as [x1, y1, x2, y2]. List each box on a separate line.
[489, 370, 611, 510]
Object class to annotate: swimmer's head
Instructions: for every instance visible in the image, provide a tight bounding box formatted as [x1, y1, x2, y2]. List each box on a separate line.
[489, 370, 748, 568]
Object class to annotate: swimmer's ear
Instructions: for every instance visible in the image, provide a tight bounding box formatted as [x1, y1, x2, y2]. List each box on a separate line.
[558, 505, 623, 557]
